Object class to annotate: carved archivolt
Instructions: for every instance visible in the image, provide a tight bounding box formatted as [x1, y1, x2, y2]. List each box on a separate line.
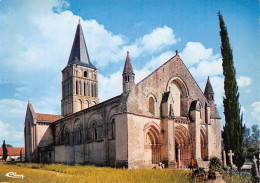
[144, 122, 161, 146]
[175, 125, 189, 146]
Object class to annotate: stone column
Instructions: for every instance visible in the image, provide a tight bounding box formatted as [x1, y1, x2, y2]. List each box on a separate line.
[178, 146, 181, 168]
[194, 110, 201, 161]
[167, 118, 175, 168]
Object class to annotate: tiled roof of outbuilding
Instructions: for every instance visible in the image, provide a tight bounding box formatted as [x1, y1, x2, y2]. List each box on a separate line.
[36, 113, 63, 122]
[0, 147, 25, 156]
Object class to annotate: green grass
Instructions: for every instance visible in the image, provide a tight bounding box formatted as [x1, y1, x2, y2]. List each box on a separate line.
[0, 162, 202, 183]
[223, 173, 254, 183]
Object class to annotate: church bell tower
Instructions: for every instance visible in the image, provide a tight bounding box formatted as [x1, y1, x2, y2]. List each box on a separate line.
[61, 21, 98, 116]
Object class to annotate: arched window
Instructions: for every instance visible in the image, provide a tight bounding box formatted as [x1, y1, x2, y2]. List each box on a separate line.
[94, 73, 96, 80]
[84, 83, 86, 96]
[76, 70, 78, 77]
[76, 81, 79, 95]
[79, 81, 82, 95]
[76, 125, 83, 143]
[84, 71, 88, 77]
[65, 129, 70, 145]
[95, 85, 98, 97]
[93, 84, 96, 97]
[149, 97, 155, 115]
[111, 119, 115, 140]
[92, 123, 97, 141]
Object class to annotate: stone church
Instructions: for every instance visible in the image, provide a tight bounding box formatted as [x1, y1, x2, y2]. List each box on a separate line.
[24, 21, 221, 169]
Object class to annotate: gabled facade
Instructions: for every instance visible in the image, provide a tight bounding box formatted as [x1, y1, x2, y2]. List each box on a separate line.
[24, 21, 221, 169]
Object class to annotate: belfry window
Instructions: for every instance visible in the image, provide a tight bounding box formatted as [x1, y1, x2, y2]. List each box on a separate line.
[84, 71, 88, 77]
[76, 81, 79, 95]
[149, 97, 155, 115]
[84, 83, 86, 96]
[79, 81, 82, 95]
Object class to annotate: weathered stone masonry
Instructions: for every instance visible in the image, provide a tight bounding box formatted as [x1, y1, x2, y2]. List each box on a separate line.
[24, 21, 222, 169]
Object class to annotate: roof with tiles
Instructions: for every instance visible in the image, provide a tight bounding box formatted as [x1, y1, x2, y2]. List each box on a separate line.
[0, 147, 25, 156]
[67, 20, 96, 69]
[123, 51, 134, 74]
[36, 113, 63, 123]
[204, 77, 214, 94]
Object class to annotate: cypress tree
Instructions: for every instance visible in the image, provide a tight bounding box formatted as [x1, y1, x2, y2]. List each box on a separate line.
[2, 140, 8, 161]
[218, 11, 245, 169]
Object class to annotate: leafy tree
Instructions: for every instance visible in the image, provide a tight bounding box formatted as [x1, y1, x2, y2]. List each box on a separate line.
[243, 125, 251, 143]
[251, 125, 260, 142]
[218, 11, 245, 169]
[209, 157, 222, 171]
[2, 140, 8, 161]
[6, 144, 13, 147]
[243, 124, 260, 159]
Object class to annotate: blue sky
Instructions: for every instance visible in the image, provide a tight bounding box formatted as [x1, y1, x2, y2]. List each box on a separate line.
[0, 0, 259, 147]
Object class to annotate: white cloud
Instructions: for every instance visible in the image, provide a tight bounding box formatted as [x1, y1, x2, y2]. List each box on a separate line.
[0, 99, 27, 118]
[0, 120, 24, 146]
[251, 101, 260, 123]
[140, 26, 178, 52]
[98, 71, 123, 102]
[143, 51, 175, 71]
[52, 0, 70, 13]
[189, 58, 223, 81]
[179, 42, 213, 67]
[237, 76, 252, 88]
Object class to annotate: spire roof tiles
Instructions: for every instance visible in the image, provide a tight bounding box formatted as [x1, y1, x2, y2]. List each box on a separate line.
[204, 76, 214, 94]
[67, 21, 96, 69]
[123, 51, 134, 74]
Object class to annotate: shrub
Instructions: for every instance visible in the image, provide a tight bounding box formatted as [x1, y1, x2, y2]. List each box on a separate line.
[209, 157, 221, 171]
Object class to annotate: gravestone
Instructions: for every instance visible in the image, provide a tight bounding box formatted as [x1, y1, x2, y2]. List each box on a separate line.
[241, 159, 253, 174]
[227, 150, 234, 167]
[252, 156, 260, 182]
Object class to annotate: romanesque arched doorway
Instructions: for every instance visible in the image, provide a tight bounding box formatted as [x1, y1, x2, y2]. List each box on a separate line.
[175, 125, 191, 168]
[144, 123, 161, 165]
[200, 128, 208, 160]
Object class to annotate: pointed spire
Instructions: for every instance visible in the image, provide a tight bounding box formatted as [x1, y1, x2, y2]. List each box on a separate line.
[204, 76, 214, 94]
[67, 21, 96, 69]
[123, 51, 134, 74]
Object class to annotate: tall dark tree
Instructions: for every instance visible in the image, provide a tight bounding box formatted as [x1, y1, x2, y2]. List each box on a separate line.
[2, 140, 8, 161]
[218, 11, 245, 169]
